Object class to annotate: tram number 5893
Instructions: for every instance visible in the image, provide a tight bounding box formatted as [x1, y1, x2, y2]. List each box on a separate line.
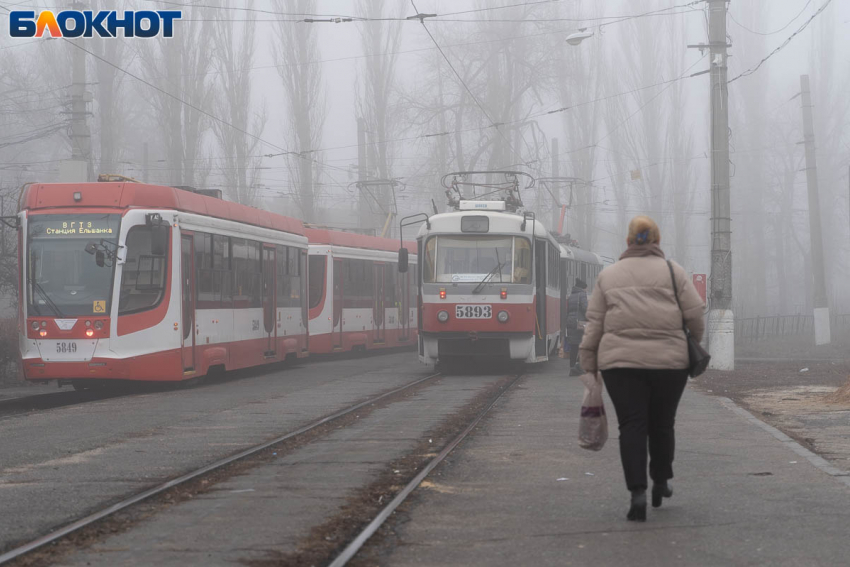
[455, 305, 492, 319]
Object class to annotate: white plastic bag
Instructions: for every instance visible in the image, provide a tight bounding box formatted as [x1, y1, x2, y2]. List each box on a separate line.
[578, 372, 608, 451]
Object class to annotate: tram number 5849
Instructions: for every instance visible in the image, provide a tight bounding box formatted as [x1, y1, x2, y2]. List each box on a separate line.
[455, 305, 492, 319]
[55, 342, 78, 354]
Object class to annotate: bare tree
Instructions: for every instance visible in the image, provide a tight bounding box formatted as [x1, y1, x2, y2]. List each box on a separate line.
[664, 12, 698, 266]
[355, 0, 406, 231]
[274, 0, 326, 222]
[554, 0, 603, 249]
[138, 6, 213, 188]
[211, 0, 265, 206]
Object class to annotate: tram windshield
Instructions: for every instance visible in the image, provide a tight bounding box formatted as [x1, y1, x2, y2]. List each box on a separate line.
[423, 236, 531, 284]
[26, 214, 121, 317]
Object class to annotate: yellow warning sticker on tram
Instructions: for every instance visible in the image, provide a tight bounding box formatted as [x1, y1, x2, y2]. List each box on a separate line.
[93, 301, 106, 314]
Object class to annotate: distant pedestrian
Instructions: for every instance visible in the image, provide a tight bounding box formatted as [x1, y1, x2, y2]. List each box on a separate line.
[579, 216, 705, 522]
[565, 278, 588, 372]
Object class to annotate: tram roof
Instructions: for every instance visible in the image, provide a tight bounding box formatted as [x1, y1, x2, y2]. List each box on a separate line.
[565, 246, 603, 265]
[305, 228, 416, 254]
[418, 210, 558, 241]
[21, 182, 305, 236]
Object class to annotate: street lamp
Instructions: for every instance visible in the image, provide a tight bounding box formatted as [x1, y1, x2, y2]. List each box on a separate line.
[566, 29, 593, 46]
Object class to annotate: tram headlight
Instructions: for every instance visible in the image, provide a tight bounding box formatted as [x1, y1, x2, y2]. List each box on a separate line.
[497, 310, 510, 323]
[94, 320, 104, 330]
[39, 329, 47, 338]
[85, 329, 94, 338]
[437, 310, 450, 323]
[31, 321, 39, 330]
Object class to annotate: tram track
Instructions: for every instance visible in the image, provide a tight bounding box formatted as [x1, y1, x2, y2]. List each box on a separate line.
[328, 372, 523, 567]
[0, 371, 443, 566]
[250, 370, 525, 567]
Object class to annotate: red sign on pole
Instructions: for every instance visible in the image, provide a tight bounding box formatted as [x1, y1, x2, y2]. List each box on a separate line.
[692, 274, 707, 304]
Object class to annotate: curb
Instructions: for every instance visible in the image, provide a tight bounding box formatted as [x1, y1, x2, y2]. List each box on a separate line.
[718, 397, 850, 488]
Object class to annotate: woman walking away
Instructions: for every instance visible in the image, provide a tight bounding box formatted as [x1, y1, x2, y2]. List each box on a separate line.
[566, 278, 588, 373]
[579, 216, 705, 522]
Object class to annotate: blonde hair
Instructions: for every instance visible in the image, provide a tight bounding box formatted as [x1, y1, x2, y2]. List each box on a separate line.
[627, 215, 661, 245]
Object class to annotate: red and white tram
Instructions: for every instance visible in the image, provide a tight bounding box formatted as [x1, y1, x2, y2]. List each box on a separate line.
[410, 201, 602, 367]
[19, 182, 309, 386]
[306, 229, 418, 353]
[414, 201, 565, 365]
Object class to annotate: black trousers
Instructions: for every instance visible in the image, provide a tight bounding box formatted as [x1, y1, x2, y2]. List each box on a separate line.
[601, 368, 689, 491]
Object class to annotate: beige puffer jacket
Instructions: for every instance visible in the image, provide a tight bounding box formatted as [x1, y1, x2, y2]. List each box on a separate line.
[579, 245, 705, 374]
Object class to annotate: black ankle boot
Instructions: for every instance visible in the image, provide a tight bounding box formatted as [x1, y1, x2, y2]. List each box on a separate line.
[627, 489, 647, 521]
[651, 482, 673, 508]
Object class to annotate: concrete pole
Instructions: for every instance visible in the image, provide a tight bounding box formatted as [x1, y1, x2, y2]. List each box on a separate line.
[551, 138, 560, 229]
[142, 142, 149, 183]
[707, 0, 734, 370]
[800, 74, 831, 345]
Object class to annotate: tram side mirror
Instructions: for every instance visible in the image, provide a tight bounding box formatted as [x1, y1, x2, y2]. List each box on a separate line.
[398, 248, 409, 273]
[85, 241, 97, 255]
[95, 251, 106, 268]
[150, 223, 168, 256]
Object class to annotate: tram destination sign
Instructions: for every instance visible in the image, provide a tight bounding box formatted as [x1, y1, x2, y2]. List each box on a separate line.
[31, 218, 116, 238]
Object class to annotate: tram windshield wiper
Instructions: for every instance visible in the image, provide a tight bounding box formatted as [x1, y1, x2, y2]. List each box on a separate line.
[472, 261, 504, 294]
[32, 280, 65, 318]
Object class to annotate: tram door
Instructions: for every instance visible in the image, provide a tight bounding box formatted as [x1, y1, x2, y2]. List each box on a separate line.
[374, 264, 386, 343]
[332, 259, 343, 349]
[534, 239, 547, 358]
[262, 247, 277, 357]
[181, 235, 195, 371]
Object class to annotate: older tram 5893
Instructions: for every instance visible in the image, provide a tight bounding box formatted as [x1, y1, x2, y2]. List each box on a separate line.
[399, 172, 601, 368]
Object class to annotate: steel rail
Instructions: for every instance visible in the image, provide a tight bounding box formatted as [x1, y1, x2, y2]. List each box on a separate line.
[328, 373, 523, 567]
[0, 372, 442, 565]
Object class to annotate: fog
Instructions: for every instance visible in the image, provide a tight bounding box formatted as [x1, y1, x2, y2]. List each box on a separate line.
[1, 0, 849, 318]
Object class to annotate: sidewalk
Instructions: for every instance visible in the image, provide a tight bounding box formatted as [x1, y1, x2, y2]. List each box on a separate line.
[381, 361, 850, 566]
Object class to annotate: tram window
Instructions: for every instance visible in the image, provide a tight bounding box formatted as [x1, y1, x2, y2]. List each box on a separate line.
[213, 235, 229, 270]
[119, 226, 168, 314]
[275, 245, 289, 307]
[423, 238, 436, 283]
[215, 235, 232, 307]
[232, 238, 261, 308]
[301, 251, 308, 324]
[513, 238, 531, 284]
[343, 259, 372, 308]
[288, 246, 300, 276]
[247, 241, 261, 307]
[547, 245, 559, 289]
[308, 256, 326, 309]
[385, 264, 396, 308]
[194, 233, 212, 270]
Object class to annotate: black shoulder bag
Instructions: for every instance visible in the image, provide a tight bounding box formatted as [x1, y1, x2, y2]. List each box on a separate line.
[666, 261, 710, 377]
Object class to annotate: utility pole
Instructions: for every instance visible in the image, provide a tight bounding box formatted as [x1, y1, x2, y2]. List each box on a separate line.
[60, 0, 92, 182]
[698, 0, 735, 370]
[800, 74, 831, 345]
[551, 138, 560, 228]
[142, 142, 150, 183]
